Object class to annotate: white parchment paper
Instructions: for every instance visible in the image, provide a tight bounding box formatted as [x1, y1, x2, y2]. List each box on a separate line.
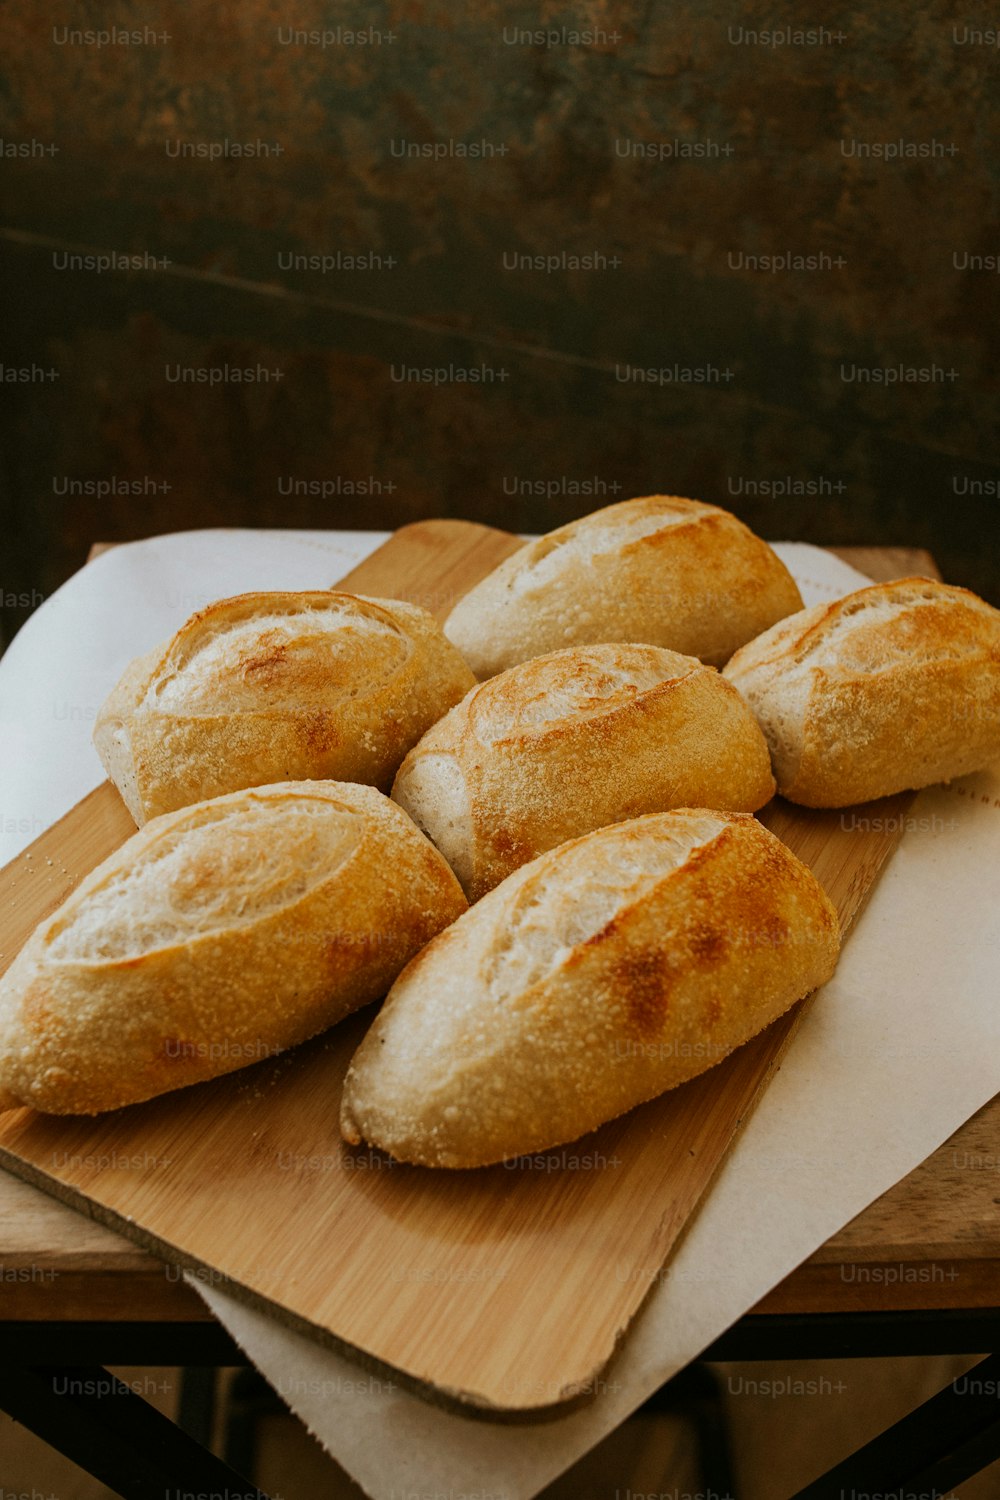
[2, 530, 997, 1500]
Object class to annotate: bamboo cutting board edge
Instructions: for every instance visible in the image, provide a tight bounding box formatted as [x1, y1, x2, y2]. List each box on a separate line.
[0, 1136, 589, 1421]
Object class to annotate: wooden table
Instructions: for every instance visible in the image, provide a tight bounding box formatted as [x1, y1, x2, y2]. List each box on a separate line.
[3, 1096, 998, 1327]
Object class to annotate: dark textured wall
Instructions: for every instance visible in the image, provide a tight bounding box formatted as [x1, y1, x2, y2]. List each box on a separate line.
[1, 1, 997, 646]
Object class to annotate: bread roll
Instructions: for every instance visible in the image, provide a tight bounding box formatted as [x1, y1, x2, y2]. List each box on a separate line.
[723, 578, 1000, 807]
[0, 782, 467, 1115]
[340, 810, 840, 1167]
[392, 643, 775, 900]
[443, 496, 802, 677]
[94, 591, 476, 823]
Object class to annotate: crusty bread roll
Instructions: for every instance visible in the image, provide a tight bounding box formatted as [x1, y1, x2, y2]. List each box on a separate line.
[392, 643, 775, 900]
[94, 591, 476, 823]
[340, 810, 840, 1167]
[443, 496, 802, 677]
[723, 578, 1000, 807]
[0, 782, 466, 1115]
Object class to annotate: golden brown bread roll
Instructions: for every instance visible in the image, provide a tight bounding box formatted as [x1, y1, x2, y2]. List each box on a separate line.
[0, 781, 467, 1115]
[340, 810, 841, 1167]
[94, 590, 476, 823]
[723, 578, 1000, 806]
[443, 496, 803, 677]
[392, 643, 775, 900]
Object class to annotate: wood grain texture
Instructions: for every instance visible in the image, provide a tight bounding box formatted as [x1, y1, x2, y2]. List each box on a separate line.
[0, 524, 984, 1413]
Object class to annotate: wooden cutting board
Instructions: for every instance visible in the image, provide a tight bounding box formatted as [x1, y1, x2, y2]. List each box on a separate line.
[0, 520, 916, 1416]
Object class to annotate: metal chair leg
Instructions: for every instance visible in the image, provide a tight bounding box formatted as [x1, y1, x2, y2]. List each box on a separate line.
[792, 1352, 1000, 1499]
[0, 1364, 271, 1500]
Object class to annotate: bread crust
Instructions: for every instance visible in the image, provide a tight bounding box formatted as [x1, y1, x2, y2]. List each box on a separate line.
[392, 644, 775, 900]
[339, 810, 840, 1167]
[443, 496, 803, 677]
[94, 592, 477, 823]
[723, 578, 1000, 806]
[0, 782, 467, 1115]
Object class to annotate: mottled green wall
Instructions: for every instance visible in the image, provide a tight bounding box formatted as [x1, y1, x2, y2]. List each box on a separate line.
[1, 0, 997, 643]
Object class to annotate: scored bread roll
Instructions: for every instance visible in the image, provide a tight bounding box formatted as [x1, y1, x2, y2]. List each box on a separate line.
[340, 810, 840, 1167]
[392, 643, 775, 900]
[0, 782, 467, 1115]
[94, 591, 476, 823]
[723, 577, 1000, 807]
[443, 496, 802, 678]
